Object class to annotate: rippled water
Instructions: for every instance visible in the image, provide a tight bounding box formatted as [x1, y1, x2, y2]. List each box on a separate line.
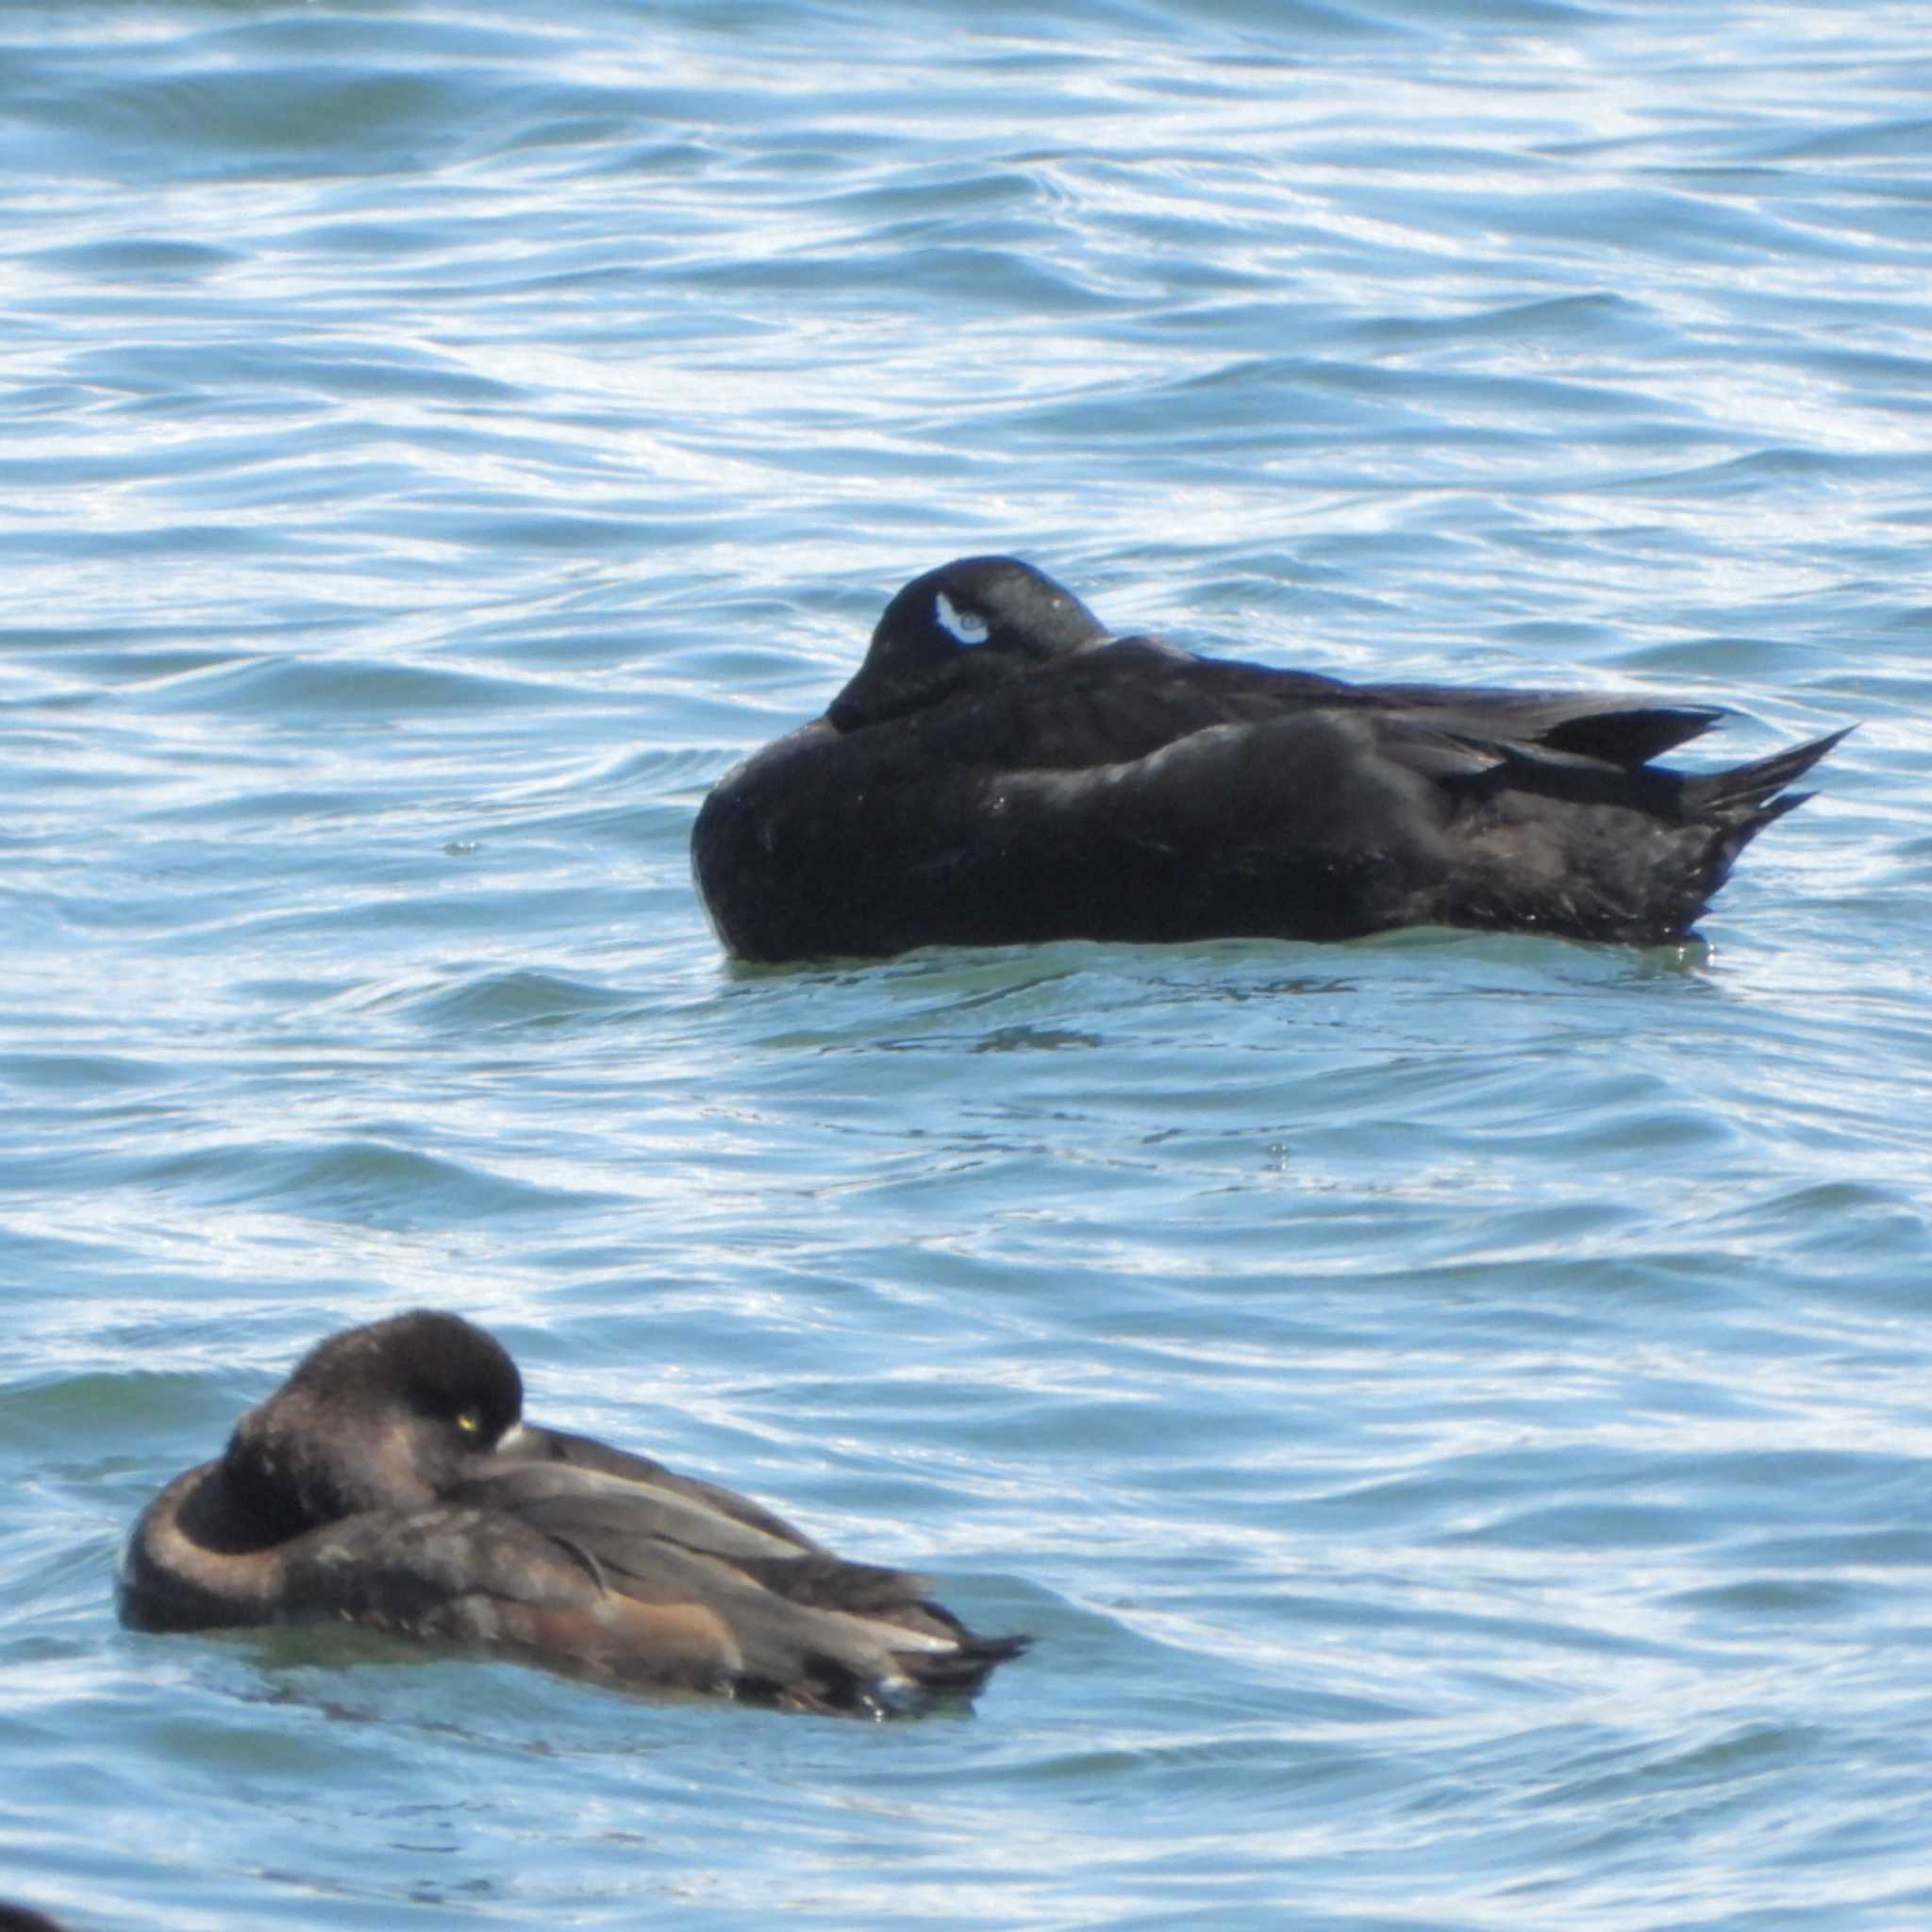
[4, 2, 1931, 1926]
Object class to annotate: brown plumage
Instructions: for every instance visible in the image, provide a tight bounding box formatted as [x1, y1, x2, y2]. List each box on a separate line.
[121, 1311, 1027, 1718]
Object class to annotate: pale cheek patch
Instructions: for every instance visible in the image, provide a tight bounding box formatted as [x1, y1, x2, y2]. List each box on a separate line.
[935, 590, 991, 647]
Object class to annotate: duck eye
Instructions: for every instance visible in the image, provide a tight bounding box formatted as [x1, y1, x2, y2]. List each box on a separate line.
[455, 1407, 484, 1437]
[934, 591, 991, 648]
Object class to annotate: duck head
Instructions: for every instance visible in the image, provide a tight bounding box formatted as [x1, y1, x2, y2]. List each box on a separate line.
[221, 1310, 525, 1535]
[827, 557, 1110, 732]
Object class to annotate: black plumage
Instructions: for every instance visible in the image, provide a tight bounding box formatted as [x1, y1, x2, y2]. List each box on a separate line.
[692, 556, 1845, 962]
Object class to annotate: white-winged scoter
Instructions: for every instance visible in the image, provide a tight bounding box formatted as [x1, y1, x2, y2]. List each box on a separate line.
[691, 556, 1846, 962]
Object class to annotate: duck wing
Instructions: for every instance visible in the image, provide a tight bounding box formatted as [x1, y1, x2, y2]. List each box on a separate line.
[446, 1457, 1027, 1714]
[900, 640, 1724, 775]
[1036, 707, 1847, 945]
[1355, 683, 1723, 768]
[498, 1421, 822, 1551]
[264, 1464, 1022, 1715]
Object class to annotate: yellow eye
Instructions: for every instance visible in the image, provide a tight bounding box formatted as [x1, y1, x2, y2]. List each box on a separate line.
[455, 1408, 483, 1437]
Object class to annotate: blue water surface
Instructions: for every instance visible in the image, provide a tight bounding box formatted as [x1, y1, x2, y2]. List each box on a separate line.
[3, 1, 1931, 1926]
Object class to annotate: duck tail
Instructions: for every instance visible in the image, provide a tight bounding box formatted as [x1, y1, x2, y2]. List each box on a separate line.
[893, 1629, 1034, 1708]
[1660, 725, 1852, 932]
[1689, 724, 1853, 825]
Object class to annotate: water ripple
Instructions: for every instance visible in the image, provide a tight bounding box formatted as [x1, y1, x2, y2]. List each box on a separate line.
[3, 3, 1929, 1929]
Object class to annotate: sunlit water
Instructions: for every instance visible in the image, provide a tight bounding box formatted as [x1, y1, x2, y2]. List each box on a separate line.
[4, 3, 1930, 1927]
